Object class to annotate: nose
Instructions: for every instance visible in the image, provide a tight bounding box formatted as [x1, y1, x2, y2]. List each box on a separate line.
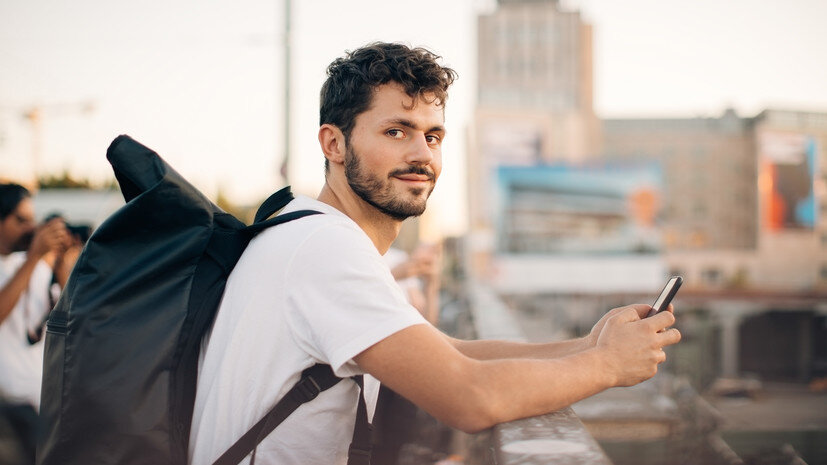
[406, 133, 434, 165]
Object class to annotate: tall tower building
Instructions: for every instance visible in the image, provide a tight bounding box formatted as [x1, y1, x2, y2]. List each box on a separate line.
[466, 0, 663, 293]
[469, 0, 600, 245]
[474, 0, 599, 162]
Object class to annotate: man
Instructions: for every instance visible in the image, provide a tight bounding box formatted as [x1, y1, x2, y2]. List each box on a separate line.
[189, 42, 680, 465]
[0, 183, 76, 409]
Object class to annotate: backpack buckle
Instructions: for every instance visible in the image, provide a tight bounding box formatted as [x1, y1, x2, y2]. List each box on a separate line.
[297, 375, 322, 401]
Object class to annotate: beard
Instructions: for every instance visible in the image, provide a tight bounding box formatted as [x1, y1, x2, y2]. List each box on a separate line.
[11, 231, 33, 253]
[344, 143, 435, 221]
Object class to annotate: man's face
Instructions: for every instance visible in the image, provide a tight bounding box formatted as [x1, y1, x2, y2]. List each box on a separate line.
[0, 197, 36, 254]
[344, 82, 445, 221]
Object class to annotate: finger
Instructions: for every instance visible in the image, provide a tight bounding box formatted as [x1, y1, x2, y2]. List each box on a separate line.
[605, 306, 626, 317]
[647, 309, 676, 330]
[656, 348, 667, 364]
[657, 328, 682, 347]
[51, 227, 70, 242]
[594, 307, 624, 327]
[42, 221, 67, 238]
[613, 305, 649, 323]
[45, 217, 67, 230]
[626, 304, 654, 320]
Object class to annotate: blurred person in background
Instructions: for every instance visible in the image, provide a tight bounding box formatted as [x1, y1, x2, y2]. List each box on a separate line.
[374, 242, 443, 464]
[385, 242, 442, 325]
[0, 183, 80, 462]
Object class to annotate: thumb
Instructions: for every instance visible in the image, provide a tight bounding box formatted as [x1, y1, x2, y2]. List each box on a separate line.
[614, 305, 649, 323]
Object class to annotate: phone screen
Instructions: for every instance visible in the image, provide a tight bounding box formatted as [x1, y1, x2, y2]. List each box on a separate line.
[647, 276, 683, 317]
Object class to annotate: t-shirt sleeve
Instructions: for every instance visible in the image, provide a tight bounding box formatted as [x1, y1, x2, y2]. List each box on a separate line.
[284, 222, 427, 378]
[26, 259, 55, 333]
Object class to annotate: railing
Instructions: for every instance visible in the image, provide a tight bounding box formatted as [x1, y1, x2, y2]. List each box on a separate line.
[464, 282, 613, 465]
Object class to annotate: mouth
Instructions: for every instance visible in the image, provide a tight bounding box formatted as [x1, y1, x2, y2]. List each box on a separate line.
[393, 173, 433, 184]
[390, 167, 435, 185]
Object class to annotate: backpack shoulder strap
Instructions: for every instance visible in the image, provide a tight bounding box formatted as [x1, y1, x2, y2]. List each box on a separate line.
[254, 186, 295, 223]
[244, 209, 321, 236]
[347, 375, 373, 465]
[212, 364, 341, 465]
[212, 366, 374, 465]
[244, 185, 322, 236]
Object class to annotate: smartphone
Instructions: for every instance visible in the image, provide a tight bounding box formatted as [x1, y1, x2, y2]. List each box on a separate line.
[646, 276, 683, 318]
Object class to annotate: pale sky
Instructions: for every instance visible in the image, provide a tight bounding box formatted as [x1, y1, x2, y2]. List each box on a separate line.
[1, 0, 825, 235]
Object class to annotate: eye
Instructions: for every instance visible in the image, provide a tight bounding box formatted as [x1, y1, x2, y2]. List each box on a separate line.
[387, 129, 405, 139]
[425, 134, 441, 146]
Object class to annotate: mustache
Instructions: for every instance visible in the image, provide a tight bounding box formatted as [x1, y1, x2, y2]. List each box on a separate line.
[388, 166, 435, 181]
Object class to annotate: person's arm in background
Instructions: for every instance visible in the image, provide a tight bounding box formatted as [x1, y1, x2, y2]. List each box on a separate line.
[52, 235, 82, 288]
[417, 243, 441, 326]
[0, 219, 69, 324]
[389, 243, 442, 325]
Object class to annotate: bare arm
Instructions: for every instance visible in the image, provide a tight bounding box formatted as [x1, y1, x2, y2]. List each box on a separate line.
[354, 304, 680, 433]
[0, 219, 70, 323]
[52, 240, 82, 288]
[391, 243, 442, 325]
[0, 254, 43, 324]
[445, 305, 636, 360]
[446, 335, 590, 360]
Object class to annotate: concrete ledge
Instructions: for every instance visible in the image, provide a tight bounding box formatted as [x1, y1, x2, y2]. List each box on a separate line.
[489, 410, 612, 465]
[466, 281, 613, 464]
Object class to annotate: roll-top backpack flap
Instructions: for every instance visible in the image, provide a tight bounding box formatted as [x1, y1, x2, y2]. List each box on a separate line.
[106, 135, 168, 203]
[38, 137, 226, 465]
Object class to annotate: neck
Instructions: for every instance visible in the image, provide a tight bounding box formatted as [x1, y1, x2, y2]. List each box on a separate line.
[317, 181, 402, 255]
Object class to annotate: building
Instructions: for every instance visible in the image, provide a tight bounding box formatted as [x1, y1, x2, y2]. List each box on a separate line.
[470, 0, 600, 237]
[466, 1, 827, 386]
[602, 109, 757, 251]
[603, 109, 827, 291]
[469, 0, 636, 292]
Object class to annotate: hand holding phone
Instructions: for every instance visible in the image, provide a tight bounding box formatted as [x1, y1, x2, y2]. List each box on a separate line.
[646, 276, 683, 318]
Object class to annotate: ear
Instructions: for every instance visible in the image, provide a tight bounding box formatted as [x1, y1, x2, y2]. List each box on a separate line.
[318, 124, 346, 167]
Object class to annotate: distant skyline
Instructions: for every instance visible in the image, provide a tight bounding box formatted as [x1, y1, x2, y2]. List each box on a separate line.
[1, 0, 825, 235]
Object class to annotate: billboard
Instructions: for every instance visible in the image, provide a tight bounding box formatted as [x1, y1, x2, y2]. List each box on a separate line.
[495, 163, 663, 254]
[759, 132, 818, 231]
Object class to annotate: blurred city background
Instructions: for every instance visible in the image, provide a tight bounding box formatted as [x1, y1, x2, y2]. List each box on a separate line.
[1, 0, 826, 464]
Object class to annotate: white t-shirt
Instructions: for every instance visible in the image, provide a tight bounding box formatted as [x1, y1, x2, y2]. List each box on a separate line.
[0, 252, 54, 408]
[189, 196, 427, 465]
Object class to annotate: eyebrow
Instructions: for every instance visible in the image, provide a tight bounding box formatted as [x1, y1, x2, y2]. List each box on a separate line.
[382, 118, 446, 135]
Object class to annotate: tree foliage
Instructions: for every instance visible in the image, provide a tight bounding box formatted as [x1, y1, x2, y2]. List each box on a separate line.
[38, 171, 117, 190]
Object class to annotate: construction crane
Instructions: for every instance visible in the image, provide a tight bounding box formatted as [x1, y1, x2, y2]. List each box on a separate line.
[18, 101, 95, 189]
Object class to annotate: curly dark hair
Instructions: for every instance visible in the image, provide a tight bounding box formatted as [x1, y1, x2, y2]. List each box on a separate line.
[319, 42, 457, 169]
[0, 183, 31, 220]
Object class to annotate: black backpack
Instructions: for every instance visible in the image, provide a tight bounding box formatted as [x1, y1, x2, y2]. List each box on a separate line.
[37, 135, 372, 465]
